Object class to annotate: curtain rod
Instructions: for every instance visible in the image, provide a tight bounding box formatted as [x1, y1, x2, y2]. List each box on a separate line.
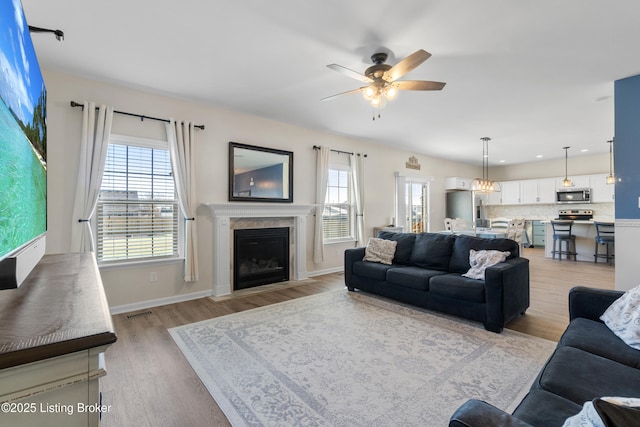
[69, 101, 205, 130]
[313, 145, 367, 157]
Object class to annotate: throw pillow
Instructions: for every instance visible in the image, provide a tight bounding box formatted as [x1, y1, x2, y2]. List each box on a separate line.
[363, 237, 397, 265]
[562, 397, 640, 427]
[600, 284, 640, 350]
[462, 249, 510, 280]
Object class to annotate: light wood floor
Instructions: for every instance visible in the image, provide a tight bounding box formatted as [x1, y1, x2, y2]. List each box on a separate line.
[100, 248, 614, 427]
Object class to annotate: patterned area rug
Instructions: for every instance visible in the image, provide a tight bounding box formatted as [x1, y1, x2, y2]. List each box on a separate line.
[170, 291, 556, 426]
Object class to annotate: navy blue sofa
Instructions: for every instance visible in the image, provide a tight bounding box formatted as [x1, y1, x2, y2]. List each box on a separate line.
[344, 231, 530, 333]
[449, 286, 640, 426]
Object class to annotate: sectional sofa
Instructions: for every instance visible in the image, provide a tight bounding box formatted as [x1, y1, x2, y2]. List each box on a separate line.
[449, 286, 640, 426]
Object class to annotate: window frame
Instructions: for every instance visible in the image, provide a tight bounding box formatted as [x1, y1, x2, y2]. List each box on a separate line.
[94, 134, 184, 268]
[395, 172, 433, 233]
[322, 163, 355, 244]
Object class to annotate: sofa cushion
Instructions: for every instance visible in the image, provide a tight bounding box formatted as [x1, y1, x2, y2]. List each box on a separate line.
[352, 260, 393, 282]
[429, 273, 486, 303]
[449, 235, 519, 274]
[512, 389, 582, 427]
[600, 283, 640, 350]
[377, 231, 416, 265]
[537, 346, 640, 405]
[386, 266, 447, 291]
[409, 232, 455, 271]
[560, 318, 640, 369]
[363, 237, 397, 265]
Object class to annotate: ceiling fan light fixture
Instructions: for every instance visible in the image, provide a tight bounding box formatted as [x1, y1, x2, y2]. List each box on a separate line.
[370, 94, 388, 108]
[362, 85, 376, 101]
[384, 85, 399, 101]
[323, 49, 445, 119]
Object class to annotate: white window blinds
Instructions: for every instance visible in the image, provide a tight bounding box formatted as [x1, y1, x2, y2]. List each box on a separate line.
[322, 168, 353, 240]
[97, 142, 179, 262]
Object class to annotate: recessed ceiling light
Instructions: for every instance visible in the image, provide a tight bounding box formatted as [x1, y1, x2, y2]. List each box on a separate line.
[499, 160, 505, 163]
[581, 149, 589, 152]
[536, 154, 543, 158]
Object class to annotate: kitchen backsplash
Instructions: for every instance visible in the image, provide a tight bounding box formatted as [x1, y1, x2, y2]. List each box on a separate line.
[485, 202, 614, 221]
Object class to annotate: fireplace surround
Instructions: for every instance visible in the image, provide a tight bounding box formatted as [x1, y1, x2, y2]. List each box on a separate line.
[204, 203, 316, 296]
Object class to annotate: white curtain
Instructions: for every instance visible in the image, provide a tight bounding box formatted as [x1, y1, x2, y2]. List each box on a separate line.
[70, 102, 114, 252]
[351, 153, 365, 246]
[313, 146, 330, 263]
[166, 119, 199, 282]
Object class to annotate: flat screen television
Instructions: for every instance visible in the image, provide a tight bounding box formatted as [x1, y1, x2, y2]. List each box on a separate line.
[0, 0, 47, 289]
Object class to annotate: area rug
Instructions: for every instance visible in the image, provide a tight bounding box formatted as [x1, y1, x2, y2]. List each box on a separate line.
[169, 291, 556, 426]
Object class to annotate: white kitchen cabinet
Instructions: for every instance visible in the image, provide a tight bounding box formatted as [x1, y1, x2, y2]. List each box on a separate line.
[521, 179, 538, 204]
[590, 173, 615, 203]
[555, 174, 590, 189]
[522, 177, 556, 204]
[500, 181, 522, 205]
[486, 188, 502, 205]
[445, 177, 473, 190]
[538, 178, 557, 203]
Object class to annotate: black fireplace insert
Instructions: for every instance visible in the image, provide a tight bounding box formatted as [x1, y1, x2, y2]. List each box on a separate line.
[233, 227, 290, 290]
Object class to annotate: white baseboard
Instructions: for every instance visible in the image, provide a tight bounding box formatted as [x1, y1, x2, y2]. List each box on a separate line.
[308, 266, 344, 277]
[110, 290, 213, 315]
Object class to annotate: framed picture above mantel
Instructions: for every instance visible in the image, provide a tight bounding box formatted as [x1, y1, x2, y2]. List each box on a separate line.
[229, 142, 293, 203]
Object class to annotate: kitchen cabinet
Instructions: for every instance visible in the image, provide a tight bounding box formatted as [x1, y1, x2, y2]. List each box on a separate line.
[445, 177, 473, 190]
[522, 178, 556, 204]
[590, 173, 615, 203]
[532, 220, 546, 247]
[500, 181, 522, 205]
[538, 178, 557, 203]
[486, 188, 502, 205]
[555, 174, 590, 189]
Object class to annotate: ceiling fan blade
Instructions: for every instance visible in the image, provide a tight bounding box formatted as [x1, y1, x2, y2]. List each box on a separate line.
[327, 64, 373, 83]
[384, 49, 432, 82]
[321, 87, 365, 101]
[393, 80, 446, 91]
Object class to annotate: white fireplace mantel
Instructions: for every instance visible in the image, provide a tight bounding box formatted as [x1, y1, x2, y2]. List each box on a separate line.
[204, 203, 316, 296]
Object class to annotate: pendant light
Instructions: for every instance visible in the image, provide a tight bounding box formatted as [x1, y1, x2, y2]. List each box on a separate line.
[606, 139, 615, 185]
[472, 137, 498, 192]
[562, 146, 572, 187]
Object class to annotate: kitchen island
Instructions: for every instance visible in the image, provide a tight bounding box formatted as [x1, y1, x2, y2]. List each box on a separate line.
[544, 220, 613, 262]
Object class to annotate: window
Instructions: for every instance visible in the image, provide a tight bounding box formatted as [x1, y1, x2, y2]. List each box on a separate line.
[322, 166, 354, 241]
[96, 135, 180, 263]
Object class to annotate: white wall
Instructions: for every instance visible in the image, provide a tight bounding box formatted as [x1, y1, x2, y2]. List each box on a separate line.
[44, 69, 480, 310]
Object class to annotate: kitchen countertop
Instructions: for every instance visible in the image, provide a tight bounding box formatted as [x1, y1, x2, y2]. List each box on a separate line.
[540, 219, 614, 225]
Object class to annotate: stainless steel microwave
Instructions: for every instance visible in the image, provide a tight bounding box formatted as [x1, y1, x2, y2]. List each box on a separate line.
[556, 188, 591, 204]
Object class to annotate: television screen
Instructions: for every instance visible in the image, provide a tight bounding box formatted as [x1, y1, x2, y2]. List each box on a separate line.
[0, 0, 47, 285]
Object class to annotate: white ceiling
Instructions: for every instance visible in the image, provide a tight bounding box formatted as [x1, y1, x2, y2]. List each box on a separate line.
[22, 0, 640, 166]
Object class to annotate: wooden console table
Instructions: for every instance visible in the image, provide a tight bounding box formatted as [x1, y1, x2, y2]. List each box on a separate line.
[0, 253, 117, 426]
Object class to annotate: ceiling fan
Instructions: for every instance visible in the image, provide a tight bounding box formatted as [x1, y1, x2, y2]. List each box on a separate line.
[322, 49, 446, 118]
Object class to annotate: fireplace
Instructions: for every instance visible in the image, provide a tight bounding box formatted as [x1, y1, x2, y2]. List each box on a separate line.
[233, 227, 290, 290]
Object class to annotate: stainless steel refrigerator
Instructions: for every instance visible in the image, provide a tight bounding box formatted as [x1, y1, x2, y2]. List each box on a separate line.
[446, 191, 486, 228]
